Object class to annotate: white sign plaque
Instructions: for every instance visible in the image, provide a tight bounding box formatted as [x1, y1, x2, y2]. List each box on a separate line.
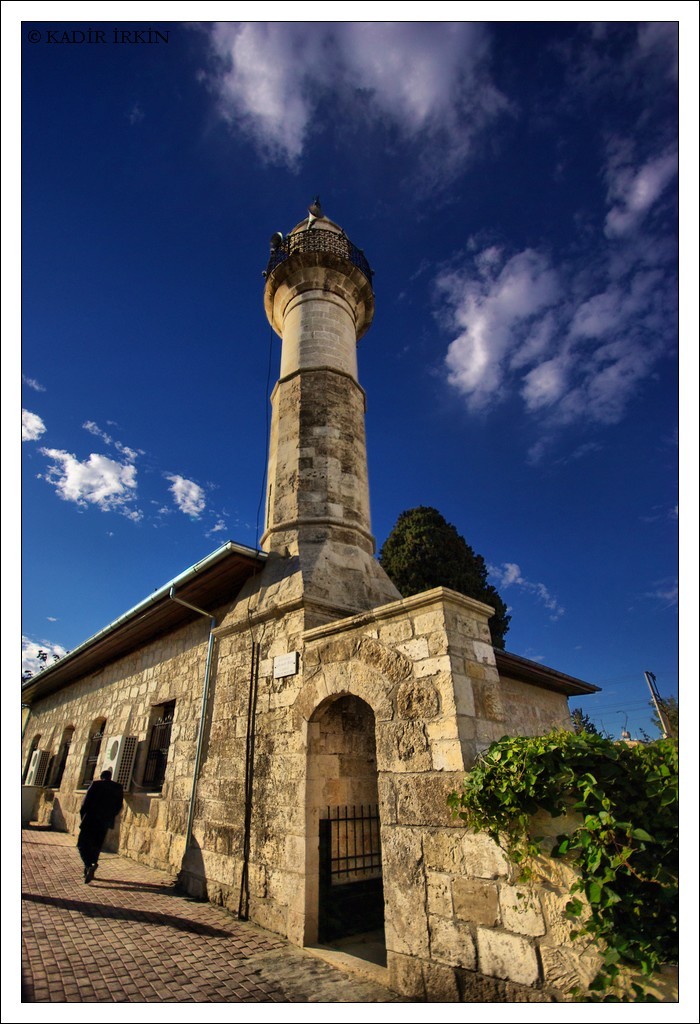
[273, 652, 299, 679]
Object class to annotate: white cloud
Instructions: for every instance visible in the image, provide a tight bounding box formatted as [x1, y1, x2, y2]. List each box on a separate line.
[430, 27, 677, 452]
[439, 249, 561, 409]
[563, 23, 678, 112]
[47, 616, 57, 622]
[644, 580, 678, 608]
[526, 438, 551, 466]
[569, 288, 622, 340]
[83, 421, 141, 462]
[438, 138, 676, 438]
[556, 441, 604, 465]
[206, 518, 227, 537]
[341, 22, 502, 138]
[208, 22, 318, 164]
[490, 562, 565, 621]
[115, 442, 139, 461]
[640, 504, 679, 525]
[40, 448, 141, 519]
[166, 474, 206, 518]
[205, 23, 506, 174]
[22, 635, 68, 678]
[22, 409, 46, 441]
[509, 312, 558, 372]
[22, 375, 45, 392]
[521, 357, 570, 412]
[635, 23, 679, 82]
[604, 149, 678, 239]
[127, 101, 144, 125]
[522, 650, 547, 664]
[83, 420, 113, 444]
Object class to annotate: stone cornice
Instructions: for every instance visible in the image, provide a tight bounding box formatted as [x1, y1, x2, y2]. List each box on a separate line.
[302, 587, 496, 643]
[301, 586, 599, 697]
[212, 594, 363, 638]
[269, 365, 367, 410]
[260, 515, 376, 551]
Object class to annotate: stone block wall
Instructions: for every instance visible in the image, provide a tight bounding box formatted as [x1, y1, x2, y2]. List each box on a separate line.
[22, 580, 614, 1001]
[21, 614, 213, 873]
[299, 587, 600, 1001]
[178, 601, 311, 937]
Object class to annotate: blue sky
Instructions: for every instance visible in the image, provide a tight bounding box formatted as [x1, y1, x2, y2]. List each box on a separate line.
[14, 10, 693, 740]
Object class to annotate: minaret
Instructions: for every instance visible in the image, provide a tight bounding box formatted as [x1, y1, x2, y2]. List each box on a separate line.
[261, 200, 400, 619]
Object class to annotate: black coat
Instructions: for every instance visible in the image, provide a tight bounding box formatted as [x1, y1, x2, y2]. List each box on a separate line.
[80, 778, 124, 832]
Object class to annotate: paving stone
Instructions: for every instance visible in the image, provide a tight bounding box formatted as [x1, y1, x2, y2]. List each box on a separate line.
[21, 826, 403, 1003]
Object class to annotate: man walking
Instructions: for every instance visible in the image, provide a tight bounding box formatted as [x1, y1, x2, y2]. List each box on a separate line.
[77, 768, 123, 883]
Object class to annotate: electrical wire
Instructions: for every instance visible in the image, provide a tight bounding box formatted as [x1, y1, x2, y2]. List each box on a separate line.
[255, 322, 275, 550]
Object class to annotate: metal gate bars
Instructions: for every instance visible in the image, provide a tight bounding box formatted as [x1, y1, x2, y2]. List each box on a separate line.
[318, 805, 384, 942]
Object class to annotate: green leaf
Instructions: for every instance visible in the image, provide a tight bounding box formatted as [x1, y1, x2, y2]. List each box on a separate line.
[587, 880, 603, 903]
[447, 729, 678, 999]
[631, 828, 655, 842]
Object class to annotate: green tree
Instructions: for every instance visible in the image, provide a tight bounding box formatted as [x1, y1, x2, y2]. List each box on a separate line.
[379, 506, 510, 648]
[650, 696, 679, 740]
[570, 707, 601, 736]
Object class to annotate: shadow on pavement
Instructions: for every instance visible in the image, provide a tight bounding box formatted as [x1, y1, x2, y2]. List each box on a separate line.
[22, 892, 242, 941]
[88, 878, 183, 895]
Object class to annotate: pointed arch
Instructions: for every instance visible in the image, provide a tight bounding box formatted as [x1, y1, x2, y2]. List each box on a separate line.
[22, 734, 41, 783]
[79, 718, 106, 788]
[51, 726, 75, 789]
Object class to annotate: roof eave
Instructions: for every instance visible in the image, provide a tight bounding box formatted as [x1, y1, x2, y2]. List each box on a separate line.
[495, 648, 600, 697]
[22, 541, 266, 702]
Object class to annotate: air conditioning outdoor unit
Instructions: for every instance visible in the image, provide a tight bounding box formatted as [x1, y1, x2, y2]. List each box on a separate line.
[101, 735, 138, 789]
[25, 749, 52, 787]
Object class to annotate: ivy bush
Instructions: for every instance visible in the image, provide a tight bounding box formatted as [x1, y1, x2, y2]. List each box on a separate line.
[448, 731, 678, 1000]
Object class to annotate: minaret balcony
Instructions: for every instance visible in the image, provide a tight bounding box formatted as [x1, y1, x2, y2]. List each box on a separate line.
[265, 227, 373, 284]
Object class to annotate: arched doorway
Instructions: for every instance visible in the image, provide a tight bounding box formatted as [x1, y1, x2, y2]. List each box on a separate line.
[305, 694, 385, 956]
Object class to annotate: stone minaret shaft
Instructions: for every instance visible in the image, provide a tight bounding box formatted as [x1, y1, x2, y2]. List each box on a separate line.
[261, 207, 399, 615]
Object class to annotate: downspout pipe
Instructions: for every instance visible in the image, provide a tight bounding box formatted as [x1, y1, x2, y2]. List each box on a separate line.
[168, 586, 216, 849]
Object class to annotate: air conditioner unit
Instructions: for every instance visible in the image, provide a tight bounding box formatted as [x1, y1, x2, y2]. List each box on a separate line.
[101, 735, 138, 789]
[25, 749, 51, 787]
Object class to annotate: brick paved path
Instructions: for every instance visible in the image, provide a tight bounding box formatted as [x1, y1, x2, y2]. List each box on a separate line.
[21, 827, 402, 1003]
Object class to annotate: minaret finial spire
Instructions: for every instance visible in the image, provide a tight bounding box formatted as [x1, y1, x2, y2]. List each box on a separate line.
[306, 196, 322, 229]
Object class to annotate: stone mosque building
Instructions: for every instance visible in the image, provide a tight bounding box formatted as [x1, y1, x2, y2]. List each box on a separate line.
[22, 203, 603, 1001]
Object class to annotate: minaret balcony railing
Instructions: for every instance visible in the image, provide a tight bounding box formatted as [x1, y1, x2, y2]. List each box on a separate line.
[265, 227, 373, 283]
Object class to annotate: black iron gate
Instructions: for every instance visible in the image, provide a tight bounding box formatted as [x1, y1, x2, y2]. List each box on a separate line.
[318, 804, 384, 942]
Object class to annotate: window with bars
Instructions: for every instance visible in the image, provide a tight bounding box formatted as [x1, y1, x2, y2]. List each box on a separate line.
[52, 727, 74, 788]
[142, 701, 175, 792]
[22, 735, 41, 783]
[80, 720, 105, 788]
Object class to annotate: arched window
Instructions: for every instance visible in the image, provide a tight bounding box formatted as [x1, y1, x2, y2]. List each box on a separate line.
[80, 719, 106, 788]
[51, 726, 75, 789]
[22, 735, 41, 783]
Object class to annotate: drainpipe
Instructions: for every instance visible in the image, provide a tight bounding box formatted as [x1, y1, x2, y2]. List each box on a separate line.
[168, 586, 216, 849]
[238, 638, 260, 920]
